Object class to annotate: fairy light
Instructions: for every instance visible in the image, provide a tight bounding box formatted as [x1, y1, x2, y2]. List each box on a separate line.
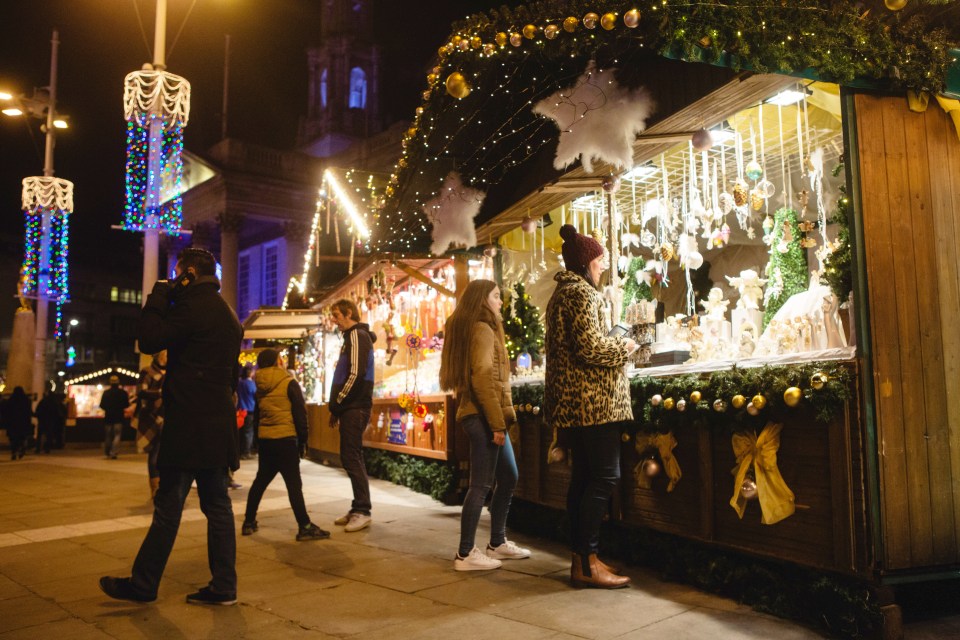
[21, 176, 73, 338]
[64, 366, 138, 387]
[122, 119, 185, 232]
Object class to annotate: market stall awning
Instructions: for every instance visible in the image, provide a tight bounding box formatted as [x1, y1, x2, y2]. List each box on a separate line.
[242, 309, 324, 340]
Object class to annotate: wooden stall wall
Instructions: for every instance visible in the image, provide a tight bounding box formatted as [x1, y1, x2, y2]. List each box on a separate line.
[853, 93, 960, 572]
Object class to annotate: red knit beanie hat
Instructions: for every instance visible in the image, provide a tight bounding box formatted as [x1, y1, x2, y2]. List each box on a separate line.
[559, 224, 604, 273]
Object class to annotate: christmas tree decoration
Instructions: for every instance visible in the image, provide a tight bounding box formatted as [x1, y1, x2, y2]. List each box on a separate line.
[677, 398, 688, 412]
[544, 24, 559, 39]
[783, 386, 803, 407]
[623, 9, 641, 28]
[582, 12, 599, 29]
[751, 394, 768, 410]
[745, 160, 764, 181]
[689, 390, 702, 403]
[601, 174, 621, 193]
[600, 12, 617, 30]
[663, 397, 676, 411]
[810, 372, 829, 390]
[650, 394, 662, 406]
[641, 455, 661, 477]
[510, 32, 523, 47]
[691, 128, 714, 151]
[885, 0, 908, 10]
[501, 281, 545, 361]
[730, 423, 796, 524]
[562, 16, 578, 32]
[746, 402, 760, 416]
[713, 399, 728, 412]
[522, 24, 537, 39]
[763, 208, 808, 327]
[731, 394, 746, 409]
[445, 72, 471, 99]
[740, 472, 759, 500]
[425, 172, 484, 255]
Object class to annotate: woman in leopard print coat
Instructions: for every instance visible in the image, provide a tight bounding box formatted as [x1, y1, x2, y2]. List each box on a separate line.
[545, 224, 635, 589]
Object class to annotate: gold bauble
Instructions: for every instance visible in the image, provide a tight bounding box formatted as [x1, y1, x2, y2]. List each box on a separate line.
[470, 36, 482, 49]
[438, 45, 450, 58]
[563, 16, 578, 32]
[751, 394, 767, 410]
[457, 38, 470, 51]
[482, 43, 495, 56]
[601, 12, 617, 30]
[699, 36, 712, 48]
[810, 372, 828, 390]
[731, 394, 746, 409]
[406, 127, 417, 139]
[783, 386, 802, 407]
[495, 32, 508, 46]
[509, 32, 523, 47]
[750, 188, 764, 211]
[885, 0, 908, 10]
[583, 12, 599, 29]
[426, 73, 437, 85]
[741, 476, 758, 500]
[544, 24, 560, 39]
[659, 242, 674, 261]
[398, 157, 407, 168]
[549, 447, 566, 463]
[445, 72, 471, 99]
[385, 186, 394, 197]
[663, 397, 675, 411]
[415, 106, 424, 116]
[523, 24, 538, 39]
[689, 390, 702, 404]
[451, 35, 462, 47]
[422, 89, 432, 101]
[621, 432, 631, 443]
[733, 180, 748, 207]
[623, 8, 641, 28]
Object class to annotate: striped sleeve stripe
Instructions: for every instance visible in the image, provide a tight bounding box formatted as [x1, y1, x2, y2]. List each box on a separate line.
[338, 332, 360, 403]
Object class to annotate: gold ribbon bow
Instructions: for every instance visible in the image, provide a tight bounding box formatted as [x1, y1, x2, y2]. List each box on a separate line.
[729, 422, 795, 525]
[907, 91, 960, 143]
[634, 431, 682, 492]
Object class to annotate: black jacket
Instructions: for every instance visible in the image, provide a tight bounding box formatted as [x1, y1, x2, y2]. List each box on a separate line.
[139, 276, 243, 470]
[329, 323, 375, 416]
[99, 386, 130, 423]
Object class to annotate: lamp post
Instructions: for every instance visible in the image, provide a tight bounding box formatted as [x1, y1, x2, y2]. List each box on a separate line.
[1, 29, 74, 400]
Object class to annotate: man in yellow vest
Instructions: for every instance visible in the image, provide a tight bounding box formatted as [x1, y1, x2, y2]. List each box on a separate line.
[241, 348, 329, 541]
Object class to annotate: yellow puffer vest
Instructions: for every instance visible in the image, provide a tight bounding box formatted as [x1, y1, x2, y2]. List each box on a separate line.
[255, 367, 296, 439]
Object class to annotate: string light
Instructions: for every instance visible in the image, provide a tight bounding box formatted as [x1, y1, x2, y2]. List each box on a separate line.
[122, 119, 185, 232]
[64, 366, 138, 387]
[21, 176, 73, 338]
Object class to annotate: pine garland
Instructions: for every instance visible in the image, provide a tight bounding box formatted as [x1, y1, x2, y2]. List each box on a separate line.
[364, 449, 456, 503]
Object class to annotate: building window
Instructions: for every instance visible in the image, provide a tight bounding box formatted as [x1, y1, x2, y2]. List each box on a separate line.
[110, 287, 141, 304]
[263, 245, 279, 307]
[110, 286, 118, 302]
[349, 67, 366, 109]
[320, 68, 328, 108]
[238, 254, 250, 318]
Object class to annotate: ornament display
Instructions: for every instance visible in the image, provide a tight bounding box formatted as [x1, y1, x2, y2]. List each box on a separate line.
[495, 32, 507, 46]
[810, 372, 829, 390]
[741, 473, 759, 500]
[783, 386, 802, 407]
[733, 179, 749, 206]
[745, 160, 763, 181]
[650, 394, 662, 406]
[676, 399, 687, 412]
[731, 394, 746, 409]
[641, 456, 661, 478]
[445, 72, 471, 99]
[563, 16, 578, 32]
[624, 8, 641, 28]
[600, 12, 617, 30]
[523, 24, 537, 39]
[751, 394, 767, 410]
[663, 397, 675, 411]
[691, 128, 713, 151]
[885, 0, 908, 10]
[405, 334, 422, 349]
[689, 390, 702, 403]
[713, 399, 728, 412]
[510, 32, 522, 47]
[583, 12, 599, 29]
[544, 24, 559, 39]
[601, 174, 621, 193]
[746, 402, 759, 416]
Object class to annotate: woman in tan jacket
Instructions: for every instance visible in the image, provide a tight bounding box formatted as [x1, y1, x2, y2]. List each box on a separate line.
[440, 279, 531, 571]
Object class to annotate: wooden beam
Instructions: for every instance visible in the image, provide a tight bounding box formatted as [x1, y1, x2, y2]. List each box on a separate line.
[394, 260, 456, 298]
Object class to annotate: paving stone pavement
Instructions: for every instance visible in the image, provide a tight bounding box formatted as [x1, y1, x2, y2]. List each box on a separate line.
[0, 446, 956, 639]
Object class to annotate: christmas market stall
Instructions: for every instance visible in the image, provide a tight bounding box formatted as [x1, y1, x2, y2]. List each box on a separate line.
[372, 1, 960, 634]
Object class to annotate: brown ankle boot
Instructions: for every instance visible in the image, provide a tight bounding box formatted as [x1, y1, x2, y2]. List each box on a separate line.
[570, 553, 630, 589]
[597, 557, 622, 575]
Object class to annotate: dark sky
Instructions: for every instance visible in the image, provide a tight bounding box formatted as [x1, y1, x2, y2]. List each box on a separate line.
[0, 0, 504, 266]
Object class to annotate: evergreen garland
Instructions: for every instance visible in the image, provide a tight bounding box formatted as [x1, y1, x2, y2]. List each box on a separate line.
[820, 191, 853, 302]
[364, 449, 456, 503]
[501, 281, 545, 361]
[763, 208, 808, 328]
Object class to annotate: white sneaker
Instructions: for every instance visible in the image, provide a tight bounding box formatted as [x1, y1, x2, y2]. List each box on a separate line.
[454, 547, 502, 571]
[344, 513, 371, 532]
[334, 512, 351, 526]
[486, 540, 531, 560]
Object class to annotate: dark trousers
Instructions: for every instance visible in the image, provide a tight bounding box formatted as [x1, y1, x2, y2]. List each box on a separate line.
[244, 437, 310, 527]
[239, 413, 254, 456]
[130, 466, 237, 598]
[338, 408, 371, 515]
[147, 441, 160, 479]
[458, 414, 518, 556]
[34, 426, 54, 453]
[8, 433, 27, 459]
[566, 425, 622, 557]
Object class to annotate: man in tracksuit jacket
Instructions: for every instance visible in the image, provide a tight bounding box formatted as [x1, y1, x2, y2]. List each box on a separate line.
[328, 298, 375, 532]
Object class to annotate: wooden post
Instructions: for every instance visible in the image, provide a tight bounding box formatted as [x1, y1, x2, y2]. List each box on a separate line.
[454, 253, 469, 301]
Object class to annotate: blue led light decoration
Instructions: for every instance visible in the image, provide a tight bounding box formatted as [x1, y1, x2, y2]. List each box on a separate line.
[21, 176, 74, 338]
[122, 70, 190, 232]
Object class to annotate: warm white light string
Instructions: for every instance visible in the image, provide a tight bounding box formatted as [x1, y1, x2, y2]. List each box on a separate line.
[123, 70, 191, 128]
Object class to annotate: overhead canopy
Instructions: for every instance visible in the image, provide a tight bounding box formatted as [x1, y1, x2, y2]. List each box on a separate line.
[242, 309, 324, 341]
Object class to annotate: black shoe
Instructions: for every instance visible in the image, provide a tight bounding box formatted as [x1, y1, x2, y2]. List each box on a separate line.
[186, 586, 237, 606]
[296, 523, 331, 541]
[99, 576, 156, 603]
[241, 520, 258, 536]
[228, 482, 242, 489]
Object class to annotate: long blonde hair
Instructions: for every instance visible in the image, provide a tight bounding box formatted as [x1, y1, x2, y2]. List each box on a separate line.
[439, 279, 505, 393]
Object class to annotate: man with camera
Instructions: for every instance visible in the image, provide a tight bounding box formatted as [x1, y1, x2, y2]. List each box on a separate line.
[99, 247, 243, 606]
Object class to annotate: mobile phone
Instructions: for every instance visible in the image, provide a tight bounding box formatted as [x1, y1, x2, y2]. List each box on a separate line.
[173, 271, 195, 291]
[608, 323, 631, 338]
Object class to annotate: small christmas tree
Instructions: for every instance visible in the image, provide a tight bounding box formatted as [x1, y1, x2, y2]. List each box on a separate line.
[763, 207, 808, 327]
[820, 191, 852, 302]
[621, 257, 653, 321]
[502, 281, 544, 363]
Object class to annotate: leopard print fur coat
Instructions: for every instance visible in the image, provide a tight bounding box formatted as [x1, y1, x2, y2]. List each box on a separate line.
[544, 270, 634, 429]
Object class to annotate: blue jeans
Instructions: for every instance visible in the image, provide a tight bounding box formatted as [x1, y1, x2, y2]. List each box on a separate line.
[566, 425, 622, 557]
[130, 466, 237, 598]
[458, 414, 518, 557]
[104, 422, 122, 457]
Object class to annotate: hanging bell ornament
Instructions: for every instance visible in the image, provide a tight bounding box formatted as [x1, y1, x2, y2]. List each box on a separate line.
[445, 72, 471, 99]
[691, 128, 714, 151]
[523, 24, 538, 39]
[713, 399, 728, 412]
[783, 386, 802, 407]
[563, 16, 578, 32]
[495, 32, 508, 46]
[601, 12, 617, 30]
[741, 472, 759, 500]
[676, 399, 687, 412]
[746, 401, 759, 416]
[745, 160, 764, 181]
[521, 216, 538, 233]
[810, 372, 829, 390]
[885, 0, 908, 10]
[689, 390, 702, 404]
[751, 394, 767, 410]
[663, 397, 675, 411]
[601, 174, 621, 193]
[623, 8, 641, 28]
[583, 12, 599, 29]
[650, 394, 662, 407]
[641, 456, 661, 478]
[733, 179, 749, 207]
[544, 24, 560, 39]
[731, 394, 746, 409]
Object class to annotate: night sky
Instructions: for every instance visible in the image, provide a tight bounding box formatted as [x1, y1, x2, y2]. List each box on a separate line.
[0, 0, 507, 267]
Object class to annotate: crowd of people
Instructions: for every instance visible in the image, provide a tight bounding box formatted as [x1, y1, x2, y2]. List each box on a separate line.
[7, 229, 638, 604]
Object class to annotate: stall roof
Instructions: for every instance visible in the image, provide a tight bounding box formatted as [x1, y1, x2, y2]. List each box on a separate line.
[312, 256, 452, 310]
[242, 309, 324, 340]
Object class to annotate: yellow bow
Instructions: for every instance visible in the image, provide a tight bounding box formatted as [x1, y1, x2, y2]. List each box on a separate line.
[729, 422, 795, 525]
[907, 91, 960, 143]
[634, 431, 682, 492]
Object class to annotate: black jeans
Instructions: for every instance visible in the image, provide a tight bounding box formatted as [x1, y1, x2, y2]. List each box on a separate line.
[566, 425, 622, 557]
[130, 466, 237, 598]
[338, 408, 371, 515]
[244, 437, 309, 527]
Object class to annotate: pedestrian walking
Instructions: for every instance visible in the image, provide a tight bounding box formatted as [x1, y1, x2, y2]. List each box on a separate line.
[2, 387, 32, 460]
[99, 247, 243, 606]
[241, 348, 329, 541]
[34, 388, 64, 454]
[237, 364, 256, 459]
[135, 351, 166, 499]
[440, 279, 530, 571]
[99, 375, 130, 459]
[328, 299, 375, 533]
[545, 224, 637, 589]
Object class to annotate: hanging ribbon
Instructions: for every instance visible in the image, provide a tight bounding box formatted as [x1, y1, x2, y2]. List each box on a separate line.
[729, 422, 795, 525]
[634, 431, 682, 492]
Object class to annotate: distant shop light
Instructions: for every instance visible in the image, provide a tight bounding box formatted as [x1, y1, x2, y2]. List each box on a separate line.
[766, 89, 808, 106]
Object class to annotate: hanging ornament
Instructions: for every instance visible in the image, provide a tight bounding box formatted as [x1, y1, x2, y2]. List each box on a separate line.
[713, 399, 728, 412]
[745, 160, 763, 181]
[731, 394, 746, 409]
[483, 244, 498, 258]
[640, 230, 657, 248]
[398, 393, 413, 410]
[470, 36, 482, 49]
[495, 32, 508, 46]
[746, 402, 759, 416]
[757, 179, 776, 198]
[483, 43, 495, 55]
[583, 12, 599, 29]
[718, 192, 734, 215]
[689, 390, 702, 403]
[414, 403, 429, 418]
[750, 188, 765, 211]
[457, 38, 470, 51]
[741, 470, 759, 500]
[810, 372, 829, 390]
[885, 0, 908, 10]
[600, 12, 617, 30]
[685, 251, 704, 270]
[601, 174, 621, 193]
[691, 128, 714, 151]
[622, 432, 632, 443]
[523, 24, 537, 39]
[563, 16, 578, 32]
[445, 72, 471, 99]
[762, 215, 774, 233]
[663, 397, 675, 411]
[521, 216, 538, 233]
[650, 394, 663, 406]
[733, 179, 749, 207]
[509, 32, 522, 47]
[641, 455, 661, 478]
[532, 406, 540, 415]
[549, 447, 566, 462]
[676, 399, 687, 412]
[405, 334, 422, 349]
[659, 242, 674, 261]
[751, 394, 767, 410]
[544, 24, 560, 39]
[783, 386, 802, 407]
[624, 9, 641, 28]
